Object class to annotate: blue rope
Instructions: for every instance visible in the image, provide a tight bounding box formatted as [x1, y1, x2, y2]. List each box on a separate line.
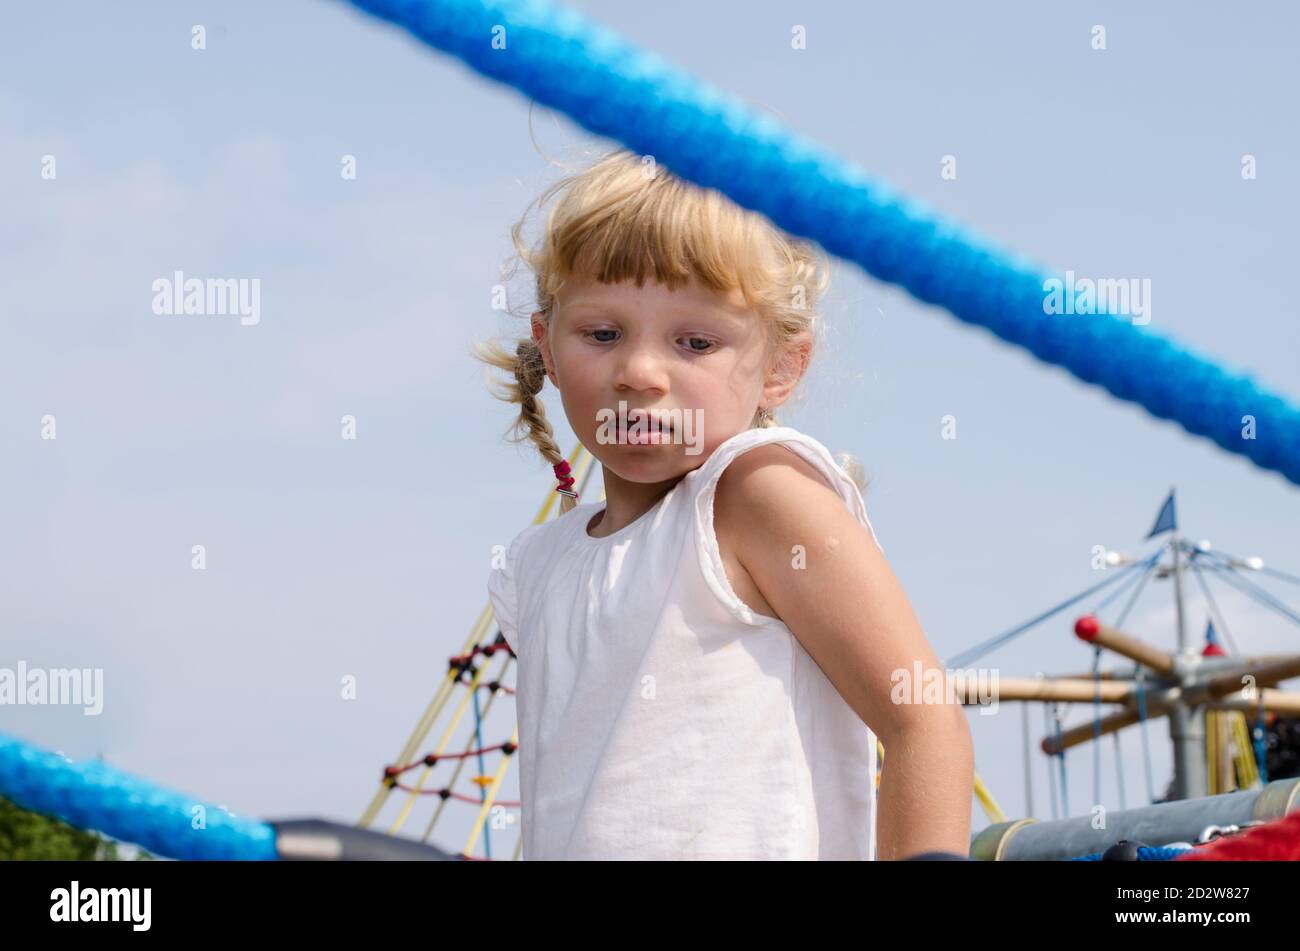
[1044, 704, 1060, 821]
[1135, 671, 1157, 804]
[1091, 647, 1103, 811]
[1207, 546, 1300, 590]
[1188, 557, 1242, 655]
[1070, 846, 1194, 861]
[945, 555, 1150, 669]
[1112, 731, 1127, 812]
[1216, 565, 1300, 627]
[1259, 565, 1300, 588]
[1053, 705, 1069, 817]
[1094, 545, 1166, 618]
[1067, 550, 1165, 815]
[344, 0, 1300, 486]
[0, 732, 277, 861]
[1253, 704, 1269, 783]
[1084, 548, 1163, 813]
[471, 680, 491, 860]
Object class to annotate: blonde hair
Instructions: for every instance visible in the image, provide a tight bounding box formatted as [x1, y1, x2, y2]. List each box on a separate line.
[474, 148, 867, 513]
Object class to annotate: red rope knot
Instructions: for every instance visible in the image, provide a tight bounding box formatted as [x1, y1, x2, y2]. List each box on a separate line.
[552, 460, 578, 499]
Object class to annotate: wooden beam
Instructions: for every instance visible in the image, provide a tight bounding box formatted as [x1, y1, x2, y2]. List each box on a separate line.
[1073, 615, 1175, 674]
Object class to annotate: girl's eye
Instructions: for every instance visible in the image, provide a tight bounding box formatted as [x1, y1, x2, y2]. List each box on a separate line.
[583, 330, 715, 353]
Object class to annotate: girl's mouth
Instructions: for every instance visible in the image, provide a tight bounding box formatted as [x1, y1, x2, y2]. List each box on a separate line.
[617, 417, 674, 445]
[624, 428, 669, 445]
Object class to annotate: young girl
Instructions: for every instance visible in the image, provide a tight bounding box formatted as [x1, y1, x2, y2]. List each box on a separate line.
[478, 149, 973, 860]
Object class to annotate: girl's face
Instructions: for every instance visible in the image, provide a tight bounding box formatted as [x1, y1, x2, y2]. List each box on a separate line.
[533, 274, 800, 486]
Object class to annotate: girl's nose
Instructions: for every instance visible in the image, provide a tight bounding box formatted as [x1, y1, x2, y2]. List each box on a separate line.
[614, 347, 669, 388]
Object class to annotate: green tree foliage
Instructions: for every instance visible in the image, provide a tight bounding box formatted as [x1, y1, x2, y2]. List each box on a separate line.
[0, 795, 154, 860]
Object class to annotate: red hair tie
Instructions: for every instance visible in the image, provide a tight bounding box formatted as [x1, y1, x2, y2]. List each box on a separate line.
[553, 460, 578, 499]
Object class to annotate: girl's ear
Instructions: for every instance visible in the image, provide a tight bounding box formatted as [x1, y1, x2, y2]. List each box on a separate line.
[531, 312, 560, 387]
[762, 334, 812, 410]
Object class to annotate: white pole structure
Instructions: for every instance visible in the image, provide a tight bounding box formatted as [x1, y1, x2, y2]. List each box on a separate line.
[1167, 505, 1208, 801]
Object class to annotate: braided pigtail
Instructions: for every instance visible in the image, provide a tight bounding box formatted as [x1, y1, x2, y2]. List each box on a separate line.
[474, 334, 580, 513]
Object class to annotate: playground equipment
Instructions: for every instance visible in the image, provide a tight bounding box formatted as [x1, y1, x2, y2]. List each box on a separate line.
[951, 491, 1300, 859]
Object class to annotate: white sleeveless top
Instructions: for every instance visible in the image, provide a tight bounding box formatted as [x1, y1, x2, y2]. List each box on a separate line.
[486, 426, 885, 860]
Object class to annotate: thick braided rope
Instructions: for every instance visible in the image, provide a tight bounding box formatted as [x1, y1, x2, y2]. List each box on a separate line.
[345, 0, 1300, 486]
[0, 732, 277, 861]
[1070, 845, 1195, 862]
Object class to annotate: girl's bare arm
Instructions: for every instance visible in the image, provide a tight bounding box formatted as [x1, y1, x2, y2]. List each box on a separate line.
[714, 446, 974, 859]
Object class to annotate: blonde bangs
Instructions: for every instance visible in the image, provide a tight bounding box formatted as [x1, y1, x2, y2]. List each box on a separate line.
[514, 150, 808, 318]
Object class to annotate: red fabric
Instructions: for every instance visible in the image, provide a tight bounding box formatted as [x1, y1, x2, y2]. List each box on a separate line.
[1176, 809, 1300, 860]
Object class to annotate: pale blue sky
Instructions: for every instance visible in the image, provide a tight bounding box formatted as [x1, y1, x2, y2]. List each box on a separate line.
[2, 0, 1297, 856]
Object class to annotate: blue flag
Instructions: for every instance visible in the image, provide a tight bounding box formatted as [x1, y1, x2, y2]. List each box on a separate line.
[1203, 619, 1227, 656]
[1146, 490, 1177, 538]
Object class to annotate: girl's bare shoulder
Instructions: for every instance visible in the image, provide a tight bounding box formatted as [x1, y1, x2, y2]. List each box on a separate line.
[712, 443, 854, 622]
